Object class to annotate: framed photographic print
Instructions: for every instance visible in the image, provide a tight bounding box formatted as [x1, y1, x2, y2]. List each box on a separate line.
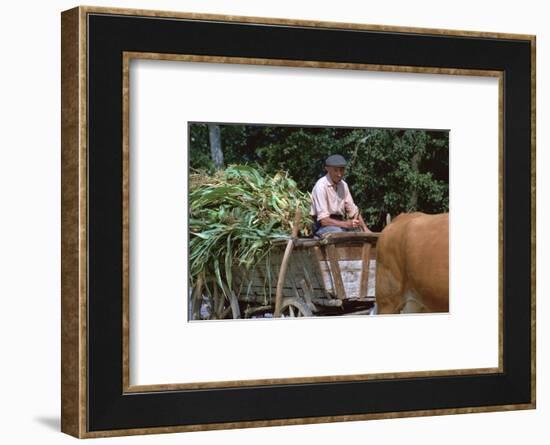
[61, 6, 536, 438]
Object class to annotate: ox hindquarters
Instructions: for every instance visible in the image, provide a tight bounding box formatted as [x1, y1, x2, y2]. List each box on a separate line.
[375, 212, 449, 314]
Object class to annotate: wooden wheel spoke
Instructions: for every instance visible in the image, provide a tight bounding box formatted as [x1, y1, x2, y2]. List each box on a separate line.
[279, 297, 312, 319]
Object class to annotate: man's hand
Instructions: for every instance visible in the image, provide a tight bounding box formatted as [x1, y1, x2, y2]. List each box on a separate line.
[357, 214, 372, 233]
[362, 225, 372, 234]
[344, 219, 361, 229]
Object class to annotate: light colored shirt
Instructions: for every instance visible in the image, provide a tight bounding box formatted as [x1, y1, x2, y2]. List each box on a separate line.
[309, 174, 359, 221]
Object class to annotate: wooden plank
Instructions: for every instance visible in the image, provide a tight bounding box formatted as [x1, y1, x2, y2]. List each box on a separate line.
[336, 245, 364, 260]
[300, 278, 315, 311]
[312, 298, 343, 307]
[288, 258, 303, 300]
[304, 248, 326, 298]
[320, 232, 380, 245]
[280, 253, 305, 298]
[302, 260, 320, 297]
[359, 243, 372, 299]
[313, 245, 326, 261]
[273, 238, 321, 248]
[327, 244, 346, 299]
[313, 246, 331, 297]
[275, 237, 370, 248]
[340, 260, 362, 299]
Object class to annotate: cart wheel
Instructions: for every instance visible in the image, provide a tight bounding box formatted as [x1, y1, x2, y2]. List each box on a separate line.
[280, 297, 312, 318]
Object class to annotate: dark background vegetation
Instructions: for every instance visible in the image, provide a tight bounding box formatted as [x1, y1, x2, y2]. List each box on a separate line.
[189, 123, 449, 231]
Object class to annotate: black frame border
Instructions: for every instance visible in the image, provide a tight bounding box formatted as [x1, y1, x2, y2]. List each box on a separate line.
[63, 7, 535, 437]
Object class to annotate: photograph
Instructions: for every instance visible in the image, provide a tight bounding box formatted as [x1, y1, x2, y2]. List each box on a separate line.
[188, 122, 450, 320]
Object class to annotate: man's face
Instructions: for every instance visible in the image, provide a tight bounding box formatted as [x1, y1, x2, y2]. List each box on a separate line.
[326, 166, 345, 184]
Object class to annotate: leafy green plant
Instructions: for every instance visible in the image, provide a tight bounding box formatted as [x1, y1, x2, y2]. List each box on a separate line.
[189, 165, 312, 303]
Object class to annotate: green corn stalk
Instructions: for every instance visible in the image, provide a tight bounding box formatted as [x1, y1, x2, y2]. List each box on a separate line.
[189, 164, 312, 310]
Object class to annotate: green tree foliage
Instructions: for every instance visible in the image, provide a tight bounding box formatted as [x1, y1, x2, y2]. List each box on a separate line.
[189, 123, 449, 231]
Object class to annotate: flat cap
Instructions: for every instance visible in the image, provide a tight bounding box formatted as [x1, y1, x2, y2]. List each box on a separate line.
[325, 154, 347, 167]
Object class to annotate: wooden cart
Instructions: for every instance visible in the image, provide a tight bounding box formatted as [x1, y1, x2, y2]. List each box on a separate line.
[190, 232, 379, 320]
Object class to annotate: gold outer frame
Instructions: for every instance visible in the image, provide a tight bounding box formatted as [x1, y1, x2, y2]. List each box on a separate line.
[61, 5, 536, 438]
[61, 6, 88, 438]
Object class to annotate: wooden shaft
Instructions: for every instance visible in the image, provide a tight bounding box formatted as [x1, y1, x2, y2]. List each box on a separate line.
[359, 243, 372, 299]
[326, 244, 346, 299]
[274, 206, 302, 317]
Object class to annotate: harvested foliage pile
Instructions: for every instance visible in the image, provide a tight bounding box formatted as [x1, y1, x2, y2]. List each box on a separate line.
[189, 165, 312, 302]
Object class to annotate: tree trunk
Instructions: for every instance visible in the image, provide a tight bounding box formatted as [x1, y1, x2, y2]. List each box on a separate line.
[408, 151, 421, 210]
[208, 124, 224, 169]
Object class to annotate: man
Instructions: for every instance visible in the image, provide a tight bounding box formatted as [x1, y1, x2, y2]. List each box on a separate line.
[310, 154, 371, 238]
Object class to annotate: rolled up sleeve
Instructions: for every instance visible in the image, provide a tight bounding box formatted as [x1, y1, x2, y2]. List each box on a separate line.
[311, 185, 330, 220]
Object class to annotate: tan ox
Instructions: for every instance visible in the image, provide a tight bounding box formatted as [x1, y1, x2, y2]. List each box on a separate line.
[375, 212, 449, 314]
